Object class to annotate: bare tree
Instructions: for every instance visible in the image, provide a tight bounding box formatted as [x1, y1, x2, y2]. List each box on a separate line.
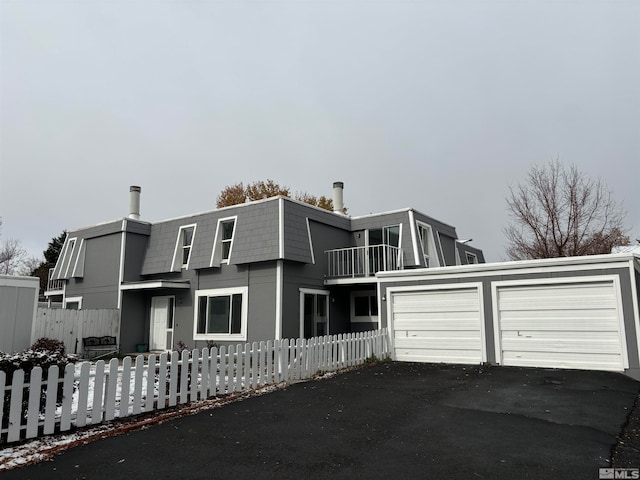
[216, 179, 340, 212]
[0, 238, 28, 275]
[504, 160, 629, 260]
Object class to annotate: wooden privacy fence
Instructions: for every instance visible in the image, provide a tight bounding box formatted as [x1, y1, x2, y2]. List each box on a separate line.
[1, 329, 390, 444]
[32, 308, 120, 356]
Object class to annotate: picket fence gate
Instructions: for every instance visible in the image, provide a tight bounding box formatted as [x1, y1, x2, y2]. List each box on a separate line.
[0, 329, 390, 444]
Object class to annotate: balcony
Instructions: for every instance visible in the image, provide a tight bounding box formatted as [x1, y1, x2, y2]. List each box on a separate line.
[326, 245, 404, 279]
[45, 268, 65, 294]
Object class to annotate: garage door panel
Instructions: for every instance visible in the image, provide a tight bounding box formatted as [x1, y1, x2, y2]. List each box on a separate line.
[497, 280, 624, 371]
[500, 316, 621, 331]
[393, 300, 480, 313]
[395, 336, 481, 350]
[502, 350, 623, 371]
[501, 330, 622, 341]
[395, 349, 482, 364]
[394, 317, 482, 331]
[501, 336, 623, 355]
[391, 287, 483, 365]
[396, 329, 483, 339]
[394, 310, 481, 320]
[499, 284, 616, 310]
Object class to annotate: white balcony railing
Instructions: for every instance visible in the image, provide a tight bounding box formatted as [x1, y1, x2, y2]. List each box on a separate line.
[326, 245, 404, 279]
[46, 267, 65, 292]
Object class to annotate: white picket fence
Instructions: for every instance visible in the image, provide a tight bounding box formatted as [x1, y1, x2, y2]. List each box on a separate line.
[0, 329, 390, 444]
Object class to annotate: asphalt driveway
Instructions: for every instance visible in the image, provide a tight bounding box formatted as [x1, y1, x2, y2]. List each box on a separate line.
[3, 362, 639, 479]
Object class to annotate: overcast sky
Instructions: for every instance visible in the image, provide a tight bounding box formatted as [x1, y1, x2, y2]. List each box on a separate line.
[1, 0, 639, 263]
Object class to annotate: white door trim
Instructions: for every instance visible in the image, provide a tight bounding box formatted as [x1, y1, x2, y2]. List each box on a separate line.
[150, 295, 175, 351]
[299, 288, 330, 338]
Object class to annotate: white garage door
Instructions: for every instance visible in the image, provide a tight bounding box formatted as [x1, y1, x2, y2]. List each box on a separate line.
[496, 280, 625, 371]
[391, 287, 484, 364]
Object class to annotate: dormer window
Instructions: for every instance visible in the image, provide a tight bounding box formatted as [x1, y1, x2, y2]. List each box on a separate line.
[181, 227, 194, 266]
[172, 224, 197, 270]
[210, 216, 237, 267]
[221, 219, 235, 262]
[60, 237, 77, 278]
[417, 223, 439, 268]
[466, 252, 478, 264]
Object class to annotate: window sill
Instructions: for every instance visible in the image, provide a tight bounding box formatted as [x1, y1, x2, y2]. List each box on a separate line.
[194, 333, 247, 342]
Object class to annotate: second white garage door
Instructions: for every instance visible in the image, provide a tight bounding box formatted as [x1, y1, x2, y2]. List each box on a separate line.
[495, 278, 626, 371]
[391, 285, 484, 364]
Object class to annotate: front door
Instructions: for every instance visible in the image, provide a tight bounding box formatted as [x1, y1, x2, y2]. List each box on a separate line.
[300, 290, 329, 339]
[150, 296, 175, 351]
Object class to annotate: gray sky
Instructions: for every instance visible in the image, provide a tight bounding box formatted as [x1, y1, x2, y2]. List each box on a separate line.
[1, 0, 639, 263]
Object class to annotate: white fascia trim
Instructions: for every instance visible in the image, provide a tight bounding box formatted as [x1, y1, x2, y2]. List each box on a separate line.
[377, 254, 638, 281]
[117, 221, 126, 308]
[120, 281, 191, 291]
[324, 277, 377, 286]
[490, 275, 629, 369]
[193, 286, 249, 342]
[279, 198, 285, 259]
[305, 217, 315, 264]
[408, 210, 419, 267]
[384, 282, 487, 363]
[275, 260, 283, 340]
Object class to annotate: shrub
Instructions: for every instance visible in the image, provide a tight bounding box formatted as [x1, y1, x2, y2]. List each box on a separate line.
[1, 339, 78, 438]
[30, 337, 67, 356]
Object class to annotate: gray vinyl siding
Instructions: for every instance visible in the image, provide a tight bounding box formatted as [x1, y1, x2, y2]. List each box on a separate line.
[280, 219, 355, 338]
[64, 233, 122, 309]
[141, 200, 282, 275]
[379, 264, 640, 375]
[283, 201, 352, 264]
[123, 233, 149, 282]
[350, 210, 461, 268]
[437, 233, 457, 267]
[230, 202, 280, 264]
[119, 292, 148, 354]
[156, 263, 278, 350]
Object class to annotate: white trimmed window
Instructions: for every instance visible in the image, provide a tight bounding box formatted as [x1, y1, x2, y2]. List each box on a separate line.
[60, 237, 77, 278]
[172, 224, 197, 270]
[64, 296, 82, 310]
[210, 216, 237, 267]
[220, 219, 235, 262]
[466, 252, 478, 264]
[351, 291, 378, 323]
[417, 222, 440, 268]
[194, 287, 247, 341]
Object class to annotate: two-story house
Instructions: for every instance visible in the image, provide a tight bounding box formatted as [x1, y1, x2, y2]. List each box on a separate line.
[45, 183, 484, 353]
